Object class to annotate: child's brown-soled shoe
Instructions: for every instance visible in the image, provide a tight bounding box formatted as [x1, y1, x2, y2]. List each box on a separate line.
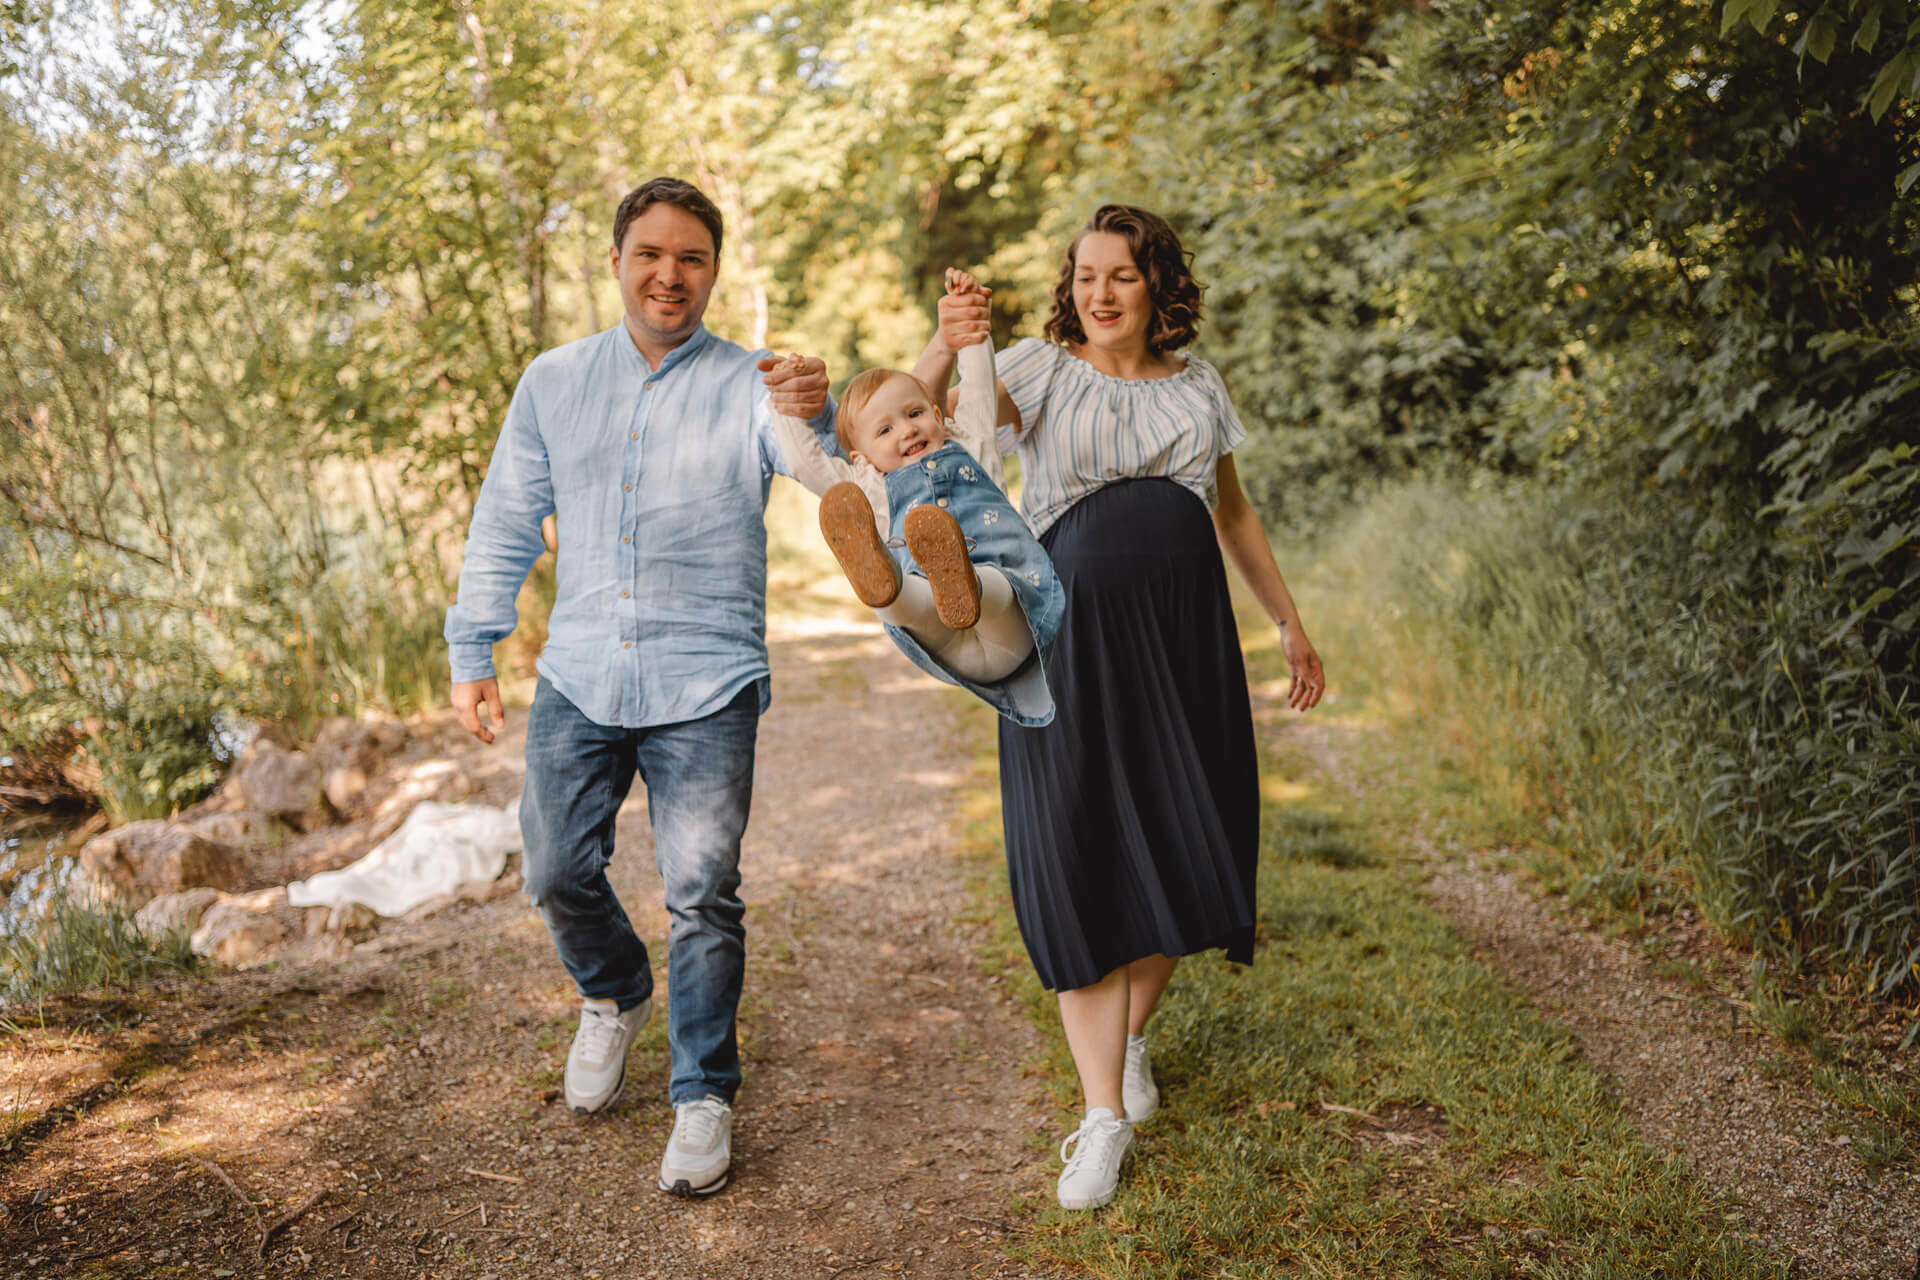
[819, 482, 901, 608]
[904, 503, 982, 630]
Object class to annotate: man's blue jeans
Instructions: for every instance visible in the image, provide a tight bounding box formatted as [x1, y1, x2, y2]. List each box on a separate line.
[519, 676, 757, 1105]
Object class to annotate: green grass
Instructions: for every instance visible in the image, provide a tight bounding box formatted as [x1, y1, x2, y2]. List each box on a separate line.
[943, 536, 1798, 1277]
[998, 788, 1789, 1274]
[1809, 1061, 1920, 1171]
[0, 890, 197, 1003]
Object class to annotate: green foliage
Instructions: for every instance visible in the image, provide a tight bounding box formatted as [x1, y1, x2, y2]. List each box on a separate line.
[1301, 477, 1920, 997]
[88, 686, 230, 823]
[0, 890, 196, 1004]
[1108, 0, 1920, 994]
[0, 4, 456, 795]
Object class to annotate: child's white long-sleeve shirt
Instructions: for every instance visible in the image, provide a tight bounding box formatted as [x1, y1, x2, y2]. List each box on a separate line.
[772, 342, 1002, 535]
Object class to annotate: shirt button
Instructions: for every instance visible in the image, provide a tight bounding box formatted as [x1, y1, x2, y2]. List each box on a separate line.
[623, 641, 631, 649]
[925, 460, 937, 471]
[622, 535, 631, 544]
[937, 497, 949, 507]
[630, 432, 638, 440]
[620, 589, 630, 598]
[624, 483, 632, 491]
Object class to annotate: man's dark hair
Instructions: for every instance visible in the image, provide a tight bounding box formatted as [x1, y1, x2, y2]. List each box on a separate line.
[1043, 204, 1203, 353]
[612, 178, 724, 259]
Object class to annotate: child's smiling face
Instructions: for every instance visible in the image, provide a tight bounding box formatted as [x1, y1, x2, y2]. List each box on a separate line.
[849, 373, 948, 473]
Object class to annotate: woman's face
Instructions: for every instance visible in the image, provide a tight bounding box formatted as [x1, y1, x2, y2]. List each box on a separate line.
[1071, 231, 1153, 353]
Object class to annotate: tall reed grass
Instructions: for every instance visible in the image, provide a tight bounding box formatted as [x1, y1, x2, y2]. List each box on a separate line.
[0, 890, 196, 1003]
[1308, 476, 1920, 1003]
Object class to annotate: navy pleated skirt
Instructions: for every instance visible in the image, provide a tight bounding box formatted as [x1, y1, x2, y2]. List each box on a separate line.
[998, 478, 1259, 991]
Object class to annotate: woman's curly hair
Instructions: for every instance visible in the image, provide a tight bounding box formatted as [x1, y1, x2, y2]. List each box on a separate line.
[1043, 205, 1203, 353]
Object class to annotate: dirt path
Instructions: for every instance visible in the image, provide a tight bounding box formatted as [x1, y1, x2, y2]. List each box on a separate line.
[1, 618, 1059, 1278]
[1281, 714, 1920, 1280]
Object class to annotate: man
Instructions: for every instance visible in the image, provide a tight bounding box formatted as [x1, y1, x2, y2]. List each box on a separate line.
[444, 177, 831, 1198]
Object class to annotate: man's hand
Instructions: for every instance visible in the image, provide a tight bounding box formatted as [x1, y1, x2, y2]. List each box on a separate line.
[453, 677, 505, 744]
[759, 354, 829, 419]
[936, 272, 991, 351]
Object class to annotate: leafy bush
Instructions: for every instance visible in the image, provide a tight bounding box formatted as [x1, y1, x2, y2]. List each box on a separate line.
[1110, 0, 1919, 994]
[1323, 476, 1920, 994]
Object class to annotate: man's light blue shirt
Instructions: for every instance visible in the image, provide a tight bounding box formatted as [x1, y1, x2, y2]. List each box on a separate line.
[444, 323, 834, 728]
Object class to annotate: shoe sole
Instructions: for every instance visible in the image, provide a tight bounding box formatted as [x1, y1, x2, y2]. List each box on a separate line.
[903, 504, 981, 629]
[1057, 1189, 1117, 1211]
[819, 482, 900, 608]
[658, 1170, 729, 1199]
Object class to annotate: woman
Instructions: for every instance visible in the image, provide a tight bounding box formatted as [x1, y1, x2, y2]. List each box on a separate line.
[916, 205, 1326, 1210]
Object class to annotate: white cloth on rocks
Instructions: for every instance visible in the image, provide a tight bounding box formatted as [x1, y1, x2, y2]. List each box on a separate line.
[287, 801, 520, 917]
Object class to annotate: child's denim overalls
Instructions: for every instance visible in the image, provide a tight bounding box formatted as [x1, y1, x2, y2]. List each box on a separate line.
[881, 441, 1064, 727]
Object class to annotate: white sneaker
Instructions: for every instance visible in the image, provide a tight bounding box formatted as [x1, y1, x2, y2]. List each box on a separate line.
[658, 1096, 732, 1197]
[1056, 1107, 1133, 1210]
[1123, 1034, 1159, 1122]
[564, 996, 651, 1115]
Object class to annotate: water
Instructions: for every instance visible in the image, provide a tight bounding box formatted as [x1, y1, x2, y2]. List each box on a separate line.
[0, 812, 93, 937]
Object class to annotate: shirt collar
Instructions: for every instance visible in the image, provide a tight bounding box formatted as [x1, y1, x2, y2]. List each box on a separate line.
[616, 322, 712, 377]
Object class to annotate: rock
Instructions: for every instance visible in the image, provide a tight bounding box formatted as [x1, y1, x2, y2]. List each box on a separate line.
[281, 932, 354, 966]
[314, 713, 407, 775]
[180, 810, 285, 850]
[232, 741, 324, 819]
[133, 888, 221, 939]
[190, 889, 290, 968]
[327, 902, 379, 935]
[323, 764, 370, 814]
[78, 821, 247, 907]
[402, 893, 458, 922]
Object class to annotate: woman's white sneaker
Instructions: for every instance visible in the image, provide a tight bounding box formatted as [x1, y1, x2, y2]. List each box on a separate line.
[564, 996, 651, 1115]
[1056, 1108, 1133, 1210]
[1122, 1034, 1159, 1122]
[658, 1096, 732, 1197]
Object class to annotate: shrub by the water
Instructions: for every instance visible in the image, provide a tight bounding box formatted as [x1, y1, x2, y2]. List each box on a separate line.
[0, 890, 196, 1004]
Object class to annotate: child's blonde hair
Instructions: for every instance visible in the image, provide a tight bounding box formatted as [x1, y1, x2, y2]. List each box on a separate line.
[835, 368, 940, 458]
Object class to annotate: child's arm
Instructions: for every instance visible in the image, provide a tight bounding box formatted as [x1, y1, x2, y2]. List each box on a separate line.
[766, 358, 857, 498]
[913, 268, 1024, 443]
[951, 340, 1006, 489]
[936, 271, 1007, 487]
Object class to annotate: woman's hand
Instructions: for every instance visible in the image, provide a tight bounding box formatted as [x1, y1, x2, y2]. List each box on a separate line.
[1283, 628, 1325, 712]
[936, 272, 991, 351]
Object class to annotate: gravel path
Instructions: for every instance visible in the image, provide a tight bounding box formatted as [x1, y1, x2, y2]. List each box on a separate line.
[1425, 851, 1920, 1279]
[1278, 714, 1920, 1280]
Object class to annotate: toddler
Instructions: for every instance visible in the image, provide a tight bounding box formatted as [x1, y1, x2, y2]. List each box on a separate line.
[770, 272, 1062, 726]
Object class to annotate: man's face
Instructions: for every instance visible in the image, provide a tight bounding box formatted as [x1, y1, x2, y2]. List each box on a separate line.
[610, 203, 718, 354]
[850, 374, 948, 474]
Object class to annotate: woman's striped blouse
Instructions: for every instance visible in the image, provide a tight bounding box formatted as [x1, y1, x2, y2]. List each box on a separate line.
[991, 337, 1247, 538]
